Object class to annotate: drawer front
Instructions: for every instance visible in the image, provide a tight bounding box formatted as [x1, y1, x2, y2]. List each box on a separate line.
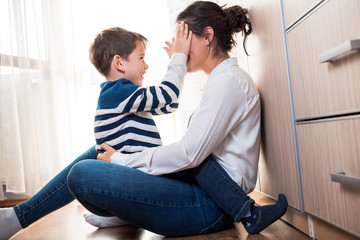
[282, 0, 321, 27]
[287, 0, 360, 119]
[297, 117, 360, 235]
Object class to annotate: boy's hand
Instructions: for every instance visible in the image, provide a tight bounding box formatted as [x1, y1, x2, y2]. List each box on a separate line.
[170, 21, 192, 56]
[97, 143, 116, 162]
[164, 38, 175, 59]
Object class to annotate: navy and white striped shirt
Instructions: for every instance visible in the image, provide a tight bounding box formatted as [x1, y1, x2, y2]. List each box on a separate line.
[94, 53, 187, 153]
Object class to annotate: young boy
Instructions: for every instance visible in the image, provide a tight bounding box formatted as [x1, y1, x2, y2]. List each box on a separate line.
[85, 23, 193, 227]
[91, 25, 190, 155]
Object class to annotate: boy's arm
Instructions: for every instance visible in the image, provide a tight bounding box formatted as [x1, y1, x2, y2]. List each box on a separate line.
[137, 52, 187, 115]
[149, 21, 192, 115]
[149, 101, 179, 116]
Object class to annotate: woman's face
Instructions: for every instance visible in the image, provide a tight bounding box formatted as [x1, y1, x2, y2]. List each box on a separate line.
[186, 34, 209, 73]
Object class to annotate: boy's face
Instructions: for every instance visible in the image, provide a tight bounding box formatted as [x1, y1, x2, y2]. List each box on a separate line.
[122, 41, 148, 86]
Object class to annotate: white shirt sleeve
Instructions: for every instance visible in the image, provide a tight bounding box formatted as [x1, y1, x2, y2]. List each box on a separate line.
[111, 74, 249, 175]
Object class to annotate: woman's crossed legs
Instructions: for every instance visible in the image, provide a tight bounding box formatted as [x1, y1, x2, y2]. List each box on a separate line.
[67, 160, 234, 237]
[2, 146, 232, 238]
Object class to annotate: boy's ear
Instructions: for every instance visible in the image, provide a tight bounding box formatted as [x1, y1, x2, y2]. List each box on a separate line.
[113, 55, 125, 72]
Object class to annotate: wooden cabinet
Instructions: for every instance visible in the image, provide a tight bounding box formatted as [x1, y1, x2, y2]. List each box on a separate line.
[286, 0, 360, 119]
[286, 0, 360, 237]
[297, 117, 360, 235]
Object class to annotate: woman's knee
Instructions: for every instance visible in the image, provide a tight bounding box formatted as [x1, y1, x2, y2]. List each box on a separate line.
[67, 160, 94, 193]
[67, 160, 116, 194]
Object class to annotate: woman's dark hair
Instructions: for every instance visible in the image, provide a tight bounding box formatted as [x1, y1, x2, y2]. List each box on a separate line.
[89, 27, 148, 77]
[177, 1, 252, 56]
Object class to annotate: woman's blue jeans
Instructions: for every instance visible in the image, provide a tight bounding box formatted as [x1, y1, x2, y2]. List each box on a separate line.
[193, 155, 254, 222]
[13, 146, 234, 237]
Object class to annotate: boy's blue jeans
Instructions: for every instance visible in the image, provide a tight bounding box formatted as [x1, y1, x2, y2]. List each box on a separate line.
[13, 146, 251, 236]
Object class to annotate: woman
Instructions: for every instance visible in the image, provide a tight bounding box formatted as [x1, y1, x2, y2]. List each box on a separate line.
[0, 1, 287, 239]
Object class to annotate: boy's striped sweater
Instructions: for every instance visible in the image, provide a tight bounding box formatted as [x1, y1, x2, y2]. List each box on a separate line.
[94, 53, 187, 153]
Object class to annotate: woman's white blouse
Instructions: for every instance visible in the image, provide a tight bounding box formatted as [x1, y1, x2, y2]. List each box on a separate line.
[111, 57, 261, 193]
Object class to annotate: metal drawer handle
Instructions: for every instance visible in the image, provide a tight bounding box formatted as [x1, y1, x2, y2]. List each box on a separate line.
[331, 172, 360, 188]
[319, 39, 360, 63]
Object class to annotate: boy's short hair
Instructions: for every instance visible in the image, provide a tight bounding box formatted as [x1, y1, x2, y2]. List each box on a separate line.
[89, 27, 148, 77]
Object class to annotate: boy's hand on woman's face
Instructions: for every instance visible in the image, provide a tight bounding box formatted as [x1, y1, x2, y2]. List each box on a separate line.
[172, 21, 192, 56]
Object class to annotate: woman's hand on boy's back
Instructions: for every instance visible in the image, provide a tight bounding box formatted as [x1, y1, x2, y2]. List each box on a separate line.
[164, 21, 192, 58]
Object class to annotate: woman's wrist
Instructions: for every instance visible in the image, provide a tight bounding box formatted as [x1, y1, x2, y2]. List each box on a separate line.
[110, 152, 126, 165]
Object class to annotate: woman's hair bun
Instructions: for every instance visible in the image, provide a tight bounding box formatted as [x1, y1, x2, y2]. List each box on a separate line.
[223, 5, 252, 37]
[223, 5, 252, 55]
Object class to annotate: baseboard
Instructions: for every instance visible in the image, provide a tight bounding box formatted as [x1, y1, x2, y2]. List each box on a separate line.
[0, 198, 28, 208]
[312, 215, 360, 240]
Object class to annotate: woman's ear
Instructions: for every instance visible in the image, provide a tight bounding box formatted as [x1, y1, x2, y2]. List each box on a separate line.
[113, 55, 125, 72]
[204, 26, 214, 45]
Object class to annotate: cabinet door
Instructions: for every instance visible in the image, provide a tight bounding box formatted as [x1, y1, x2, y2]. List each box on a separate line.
[282, 0, 321, 27]
[287, 0, 360, 119]
[241, 0, 300, 209]
[297, 117, 360, 235]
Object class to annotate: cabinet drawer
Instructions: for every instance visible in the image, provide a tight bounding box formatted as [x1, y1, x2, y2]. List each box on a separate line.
[287, 0, 360, 119]
[282, 0, 321, 27]
[297, 117, 360, 235]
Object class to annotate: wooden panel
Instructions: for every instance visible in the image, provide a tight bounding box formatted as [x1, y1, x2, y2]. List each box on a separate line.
[312, 216, 360, 240]
[240, 0, 300, 209]
[297, 117, 360, 236]
[287, 0, 360, 119]
[341, 120, 360, 236]
[282, 0, 321, 27]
